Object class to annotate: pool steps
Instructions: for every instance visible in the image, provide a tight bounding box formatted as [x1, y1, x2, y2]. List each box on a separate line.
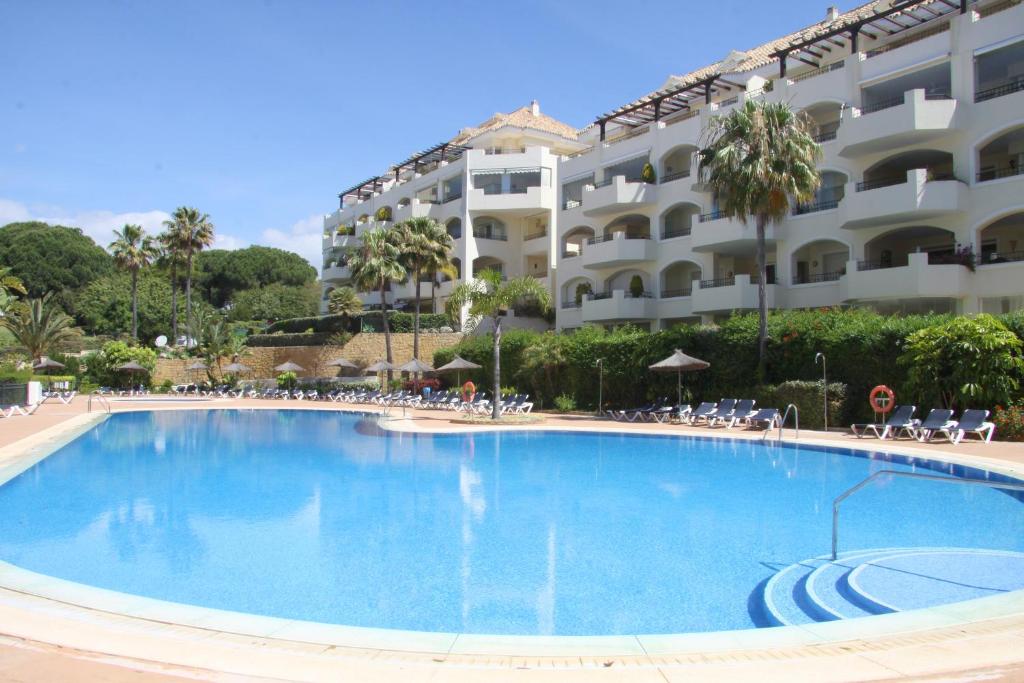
[760, 547, 1024, 627]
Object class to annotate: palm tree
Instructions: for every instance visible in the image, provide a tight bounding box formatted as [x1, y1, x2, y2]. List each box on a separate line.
[347, 228, 406, 382]
[164, 207, 214, 345]
[327, 286, 363, 319]
[446, 269, 551, 419]
[109, 224, 158, 341]
[157, 227, 185, 344]
[1, 294, 79, 360]
[0, 266, 26, 317]
[427, 261, 459, 314]
[521, 332, 567, 408]
[698, 100, 821, 374]
[392, 218, 453, 359]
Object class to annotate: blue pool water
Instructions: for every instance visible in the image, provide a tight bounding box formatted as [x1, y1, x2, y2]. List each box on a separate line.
[0, 409, 1022, 636]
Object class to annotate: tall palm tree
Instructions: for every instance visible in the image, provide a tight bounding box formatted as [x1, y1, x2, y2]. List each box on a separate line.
[446, 269, 551, 419]
[1, 294, 79, 360]
[698, 100, 821, 374]
[0, 266, 26, 317]
[157, 227, 185, 343]
[392, 217, 453, 359]
[347, 228, 406, 382]
[109, 224, 158, 341]
[164, 207, 214, 345]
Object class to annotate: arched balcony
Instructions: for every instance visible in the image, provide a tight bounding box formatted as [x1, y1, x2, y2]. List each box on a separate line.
[793, 171, 847, 215]
[861, 150, 954, 191]
[446, 217, 462, 240]
[977, 126, 1024, 183]
[472, 216, 507, 241]
[659, 261, 701, 298]
[790, 239, 849, 284]
[843, 151, 965, 229]
[562, 226, 594, 260]
[979, 212, 1024, 265]
[472, 256, 504, 278]
[659, 145, 697, 184]
[661, 203, 700, 239]
[560, 276, 595, 309]
[803, 102, 842, 143]
[583, 215, 655, 270]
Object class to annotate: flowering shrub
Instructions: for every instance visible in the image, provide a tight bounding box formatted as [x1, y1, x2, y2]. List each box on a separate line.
[993, 405, 1024, 442]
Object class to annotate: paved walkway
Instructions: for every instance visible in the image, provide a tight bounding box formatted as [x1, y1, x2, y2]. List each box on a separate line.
[0, 396, 1023, 682]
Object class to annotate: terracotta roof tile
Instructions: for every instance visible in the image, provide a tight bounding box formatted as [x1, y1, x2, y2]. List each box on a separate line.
[451, 104, 579, 144]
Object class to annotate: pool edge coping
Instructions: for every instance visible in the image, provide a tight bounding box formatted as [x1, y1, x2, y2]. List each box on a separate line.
[0, 404, 1022, 667]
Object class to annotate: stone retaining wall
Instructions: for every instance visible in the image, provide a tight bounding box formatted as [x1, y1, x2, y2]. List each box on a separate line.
[153, 332, 463, 384]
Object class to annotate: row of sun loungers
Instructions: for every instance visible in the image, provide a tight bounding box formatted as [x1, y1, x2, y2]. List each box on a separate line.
[851, 406, 995, 444]
[40, 390, 77, 405]
[607, 398, 780, 430]
[96, 386, 150, 396]
[0, 403, 40, 418]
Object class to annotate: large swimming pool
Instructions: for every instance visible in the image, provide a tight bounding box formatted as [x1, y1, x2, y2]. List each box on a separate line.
[0, 409, 1022, 636]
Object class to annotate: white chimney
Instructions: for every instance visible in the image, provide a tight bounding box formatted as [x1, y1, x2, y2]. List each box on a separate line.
[825, 6, 839, 21]
[531, 100, 540, 116]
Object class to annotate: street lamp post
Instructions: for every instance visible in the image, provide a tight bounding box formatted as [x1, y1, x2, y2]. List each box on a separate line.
[595, 358, 604, 417]
[815, 352, 828, 431]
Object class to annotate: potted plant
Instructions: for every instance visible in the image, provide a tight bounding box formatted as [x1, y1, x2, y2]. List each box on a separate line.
[574, 282, 592, 306]
[629, 275, 644, 298]
[641, 162, 656, 184]
[375, 206, 392, 222]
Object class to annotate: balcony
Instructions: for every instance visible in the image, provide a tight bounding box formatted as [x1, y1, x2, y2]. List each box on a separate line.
[321, 263, 351, 282]
[691, 213, 776, 253]
[975, 255, 1024, 298]
[838, 89, 956, 158]
[839, 252, 971, 302]
[581, 233, 657, 270]
[581, 176, 657, 217]
[467, 185, 553, 212]
[839, 169, 966, 229]
[691, 275, 775, 314]
[581, 291, 657, 322]
[522, 229, 549, 253]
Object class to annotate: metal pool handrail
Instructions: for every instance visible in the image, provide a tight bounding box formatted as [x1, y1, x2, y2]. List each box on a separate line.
[765, 404, 799, 443]
[832, 469, 1024, 560]
[87, 391, 111, 414]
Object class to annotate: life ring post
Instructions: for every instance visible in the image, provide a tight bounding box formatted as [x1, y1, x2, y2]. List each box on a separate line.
[869, 385, 895, 418]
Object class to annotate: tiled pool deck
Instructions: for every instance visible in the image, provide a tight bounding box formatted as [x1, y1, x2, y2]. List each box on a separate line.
[1, 397, 1023, 682]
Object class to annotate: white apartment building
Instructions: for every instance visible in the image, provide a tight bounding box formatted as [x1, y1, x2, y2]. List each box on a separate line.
[324, 0, 1024, 332]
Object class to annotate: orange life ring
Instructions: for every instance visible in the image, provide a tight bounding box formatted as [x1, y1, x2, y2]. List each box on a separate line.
[869, 385, 895, 414]
[461, 381, 476, 403]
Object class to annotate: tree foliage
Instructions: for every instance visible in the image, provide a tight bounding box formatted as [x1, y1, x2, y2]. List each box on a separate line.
[74, 270, 188, 342]
[327, 286, 363, 318]
[196, 246, 317, 307]
[227, 282, 319, 322]
[84, 341, 157, 388]
[0, 222, 113, 304]
[900, 314, 1024, 411]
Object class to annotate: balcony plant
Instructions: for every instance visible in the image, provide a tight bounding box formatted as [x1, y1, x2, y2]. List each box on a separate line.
[629, 275, 644, 298]
[574, 282, 592, 306]
[641, 162, 656, 184]
[375, 206, 392, 222]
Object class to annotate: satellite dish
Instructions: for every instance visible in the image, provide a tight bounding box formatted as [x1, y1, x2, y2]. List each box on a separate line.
[155, 335, 168, 348]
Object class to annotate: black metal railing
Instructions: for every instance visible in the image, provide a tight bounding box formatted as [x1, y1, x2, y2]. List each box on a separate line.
[792, 271, 844, 284]
[700, 276, 735, 288]
[857, 260, 896, 271]
[855, 176, 906, 192]
[585, 234, 650, 245]
[980, 251, 1024, 265]
[812, 129, 838, 143]
[976, 79, 1024, 103]
[472, 229, 507, 241]
[590, 291, 613, 301]
[790, 60, 844, 83]
[698, 210, 725, 222]
[592, 177, 615, 189]
[523, 229, 547, 241]
[660, 169, 691, 184]
[927, 172, 958, 182]
[661, 226, 692, 239]
[860, 87, 951, 115]
[793, 198, 840, 215]
[977, 166, 1024, 182]
[590, 290, 653, 301]
[561, 300, 581, 309]
[660, 287, 692, 298]
[442, 192, 462, 203]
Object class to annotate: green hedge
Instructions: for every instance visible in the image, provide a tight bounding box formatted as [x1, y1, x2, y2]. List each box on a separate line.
[265, 311, 452, 335]
[248, 332, 333, 347]
[433, 309, 1024, 423]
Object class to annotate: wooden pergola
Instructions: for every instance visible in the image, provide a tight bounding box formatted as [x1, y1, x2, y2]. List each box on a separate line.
[337, 141, 470, 208]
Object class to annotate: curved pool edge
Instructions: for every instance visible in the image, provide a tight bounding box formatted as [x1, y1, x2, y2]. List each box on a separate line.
[2, 404, 1024, 680]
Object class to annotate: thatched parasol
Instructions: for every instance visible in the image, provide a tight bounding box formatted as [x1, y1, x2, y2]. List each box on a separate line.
[648, 349, 710, 406]
[435, 355, 481, 387]
[274, 361, 305, 373]
[32, 357, 65, 373]
[222, 362, 252, 375]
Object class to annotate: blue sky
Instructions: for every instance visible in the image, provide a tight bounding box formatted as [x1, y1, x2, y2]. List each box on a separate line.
[1, 0, 833, 269]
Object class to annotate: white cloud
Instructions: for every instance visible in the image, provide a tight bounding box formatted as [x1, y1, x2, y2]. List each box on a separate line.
[0, 197, 170, 247]
[258, 213, 324, 274]
[0, 198, 324, 274]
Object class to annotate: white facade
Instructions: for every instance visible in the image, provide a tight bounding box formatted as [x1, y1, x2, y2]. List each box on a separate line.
[324, 1, 1024, 331]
